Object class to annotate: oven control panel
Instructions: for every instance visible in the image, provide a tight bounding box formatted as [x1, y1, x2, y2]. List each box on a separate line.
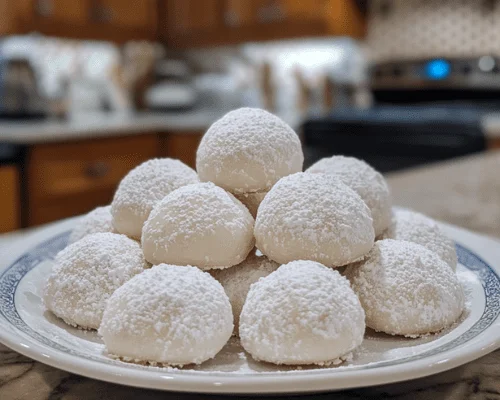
[371, 57, 500, 90]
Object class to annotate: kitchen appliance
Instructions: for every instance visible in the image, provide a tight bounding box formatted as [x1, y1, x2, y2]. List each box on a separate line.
[0, 56, 47, 119]
[302, 56, 496, 172]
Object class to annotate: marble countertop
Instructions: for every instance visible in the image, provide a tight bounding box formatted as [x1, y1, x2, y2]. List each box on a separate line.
[0, 107, 498, 145]
[1, 151, 500, 399]
[0, 110, 225, 144]
[0, 110, 303, 144]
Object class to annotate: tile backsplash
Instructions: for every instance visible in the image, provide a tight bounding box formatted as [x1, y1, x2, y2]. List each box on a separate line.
[367, 0, 500, 62]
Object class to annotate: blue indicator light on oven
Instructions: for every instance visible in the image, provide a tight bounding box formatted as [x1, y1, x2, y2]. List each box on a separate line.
[425, 59, 451, 80]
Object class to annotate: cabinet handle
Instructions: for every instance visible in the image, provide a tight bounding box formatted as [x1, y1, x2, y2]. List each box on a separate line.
[84, 161, 110, 179]
[35, 0, 53, 17]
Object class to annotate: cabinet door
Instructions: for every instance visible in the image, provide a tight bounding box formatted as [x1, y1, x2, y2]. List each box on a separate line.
[0, 165, 20, 233]
[324, 0, 365, 37]
[281, 0, 326, 21]
[90, 0, 157, 31]
[224, 0, 286, 27]
[0, 2, 16, 35]
[27, 135, 160, 226]
[161, 132, 203, 169]
[164, 0, 222, 45]
[32, 0, 88, 24]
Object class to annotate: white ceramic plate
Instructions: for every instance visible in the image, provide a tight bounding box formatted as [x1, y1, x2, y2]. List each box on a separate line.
[0, 219, 499, 394]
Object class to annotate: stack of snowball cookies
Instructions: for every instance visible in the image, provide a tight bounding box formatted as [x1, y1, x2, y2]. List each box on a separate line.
[44, 108, 465, 367]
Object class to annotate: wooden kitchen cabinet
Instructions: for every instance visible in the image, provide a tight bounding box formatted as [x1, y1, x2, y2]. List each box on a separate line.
[26, 134, 160, 226]
[162, 0, 365, 48]
[161, 131, 203, 170]
[2, 0, 158, 42]
[162, 0, 222, 46]
[86, 0, 158, 41]
[0, 165, 20, 233]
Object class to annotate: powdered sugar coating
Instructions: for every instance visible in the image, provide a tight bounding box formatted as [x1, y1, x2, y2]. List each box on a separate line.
[234, 191, 268, 218]
[254, 172, 375, 267]
[44, 232, 148, 330]
[68, 206, 115, 245]
[211, 252, 279, 335]
[111, 158, 199, 240]
[381, 208, 457, 270]
[307, 156, 392, 237]
[99, 264, 233, 366]
[142, 182, 255, 269]
[345, 239, 465, 337]
[239, 260, 365, 365]
[196, 108, 304, 194]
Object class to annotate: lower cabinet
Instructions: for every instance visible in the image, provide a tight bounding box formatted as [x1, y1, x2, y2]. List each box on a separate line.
[23, 131, 204, 227]
[161, 131, 204, 170]
[0, 165, 21, 233]
[26, 134, 160, 226]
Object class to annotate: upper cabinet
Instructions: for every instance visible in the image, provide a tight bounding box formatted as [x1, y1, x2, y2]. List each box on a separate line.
[1, 0, 158, 42]
[86, 0, 158, 40]
[162, 0, 222, 45]
[0, 0, 364, 46]
[161, 0, 366, 49]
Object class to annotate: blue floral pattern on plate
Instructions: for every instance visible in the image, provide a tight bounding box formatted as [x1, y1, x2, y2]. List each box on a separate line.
[0, 231, 499, 372]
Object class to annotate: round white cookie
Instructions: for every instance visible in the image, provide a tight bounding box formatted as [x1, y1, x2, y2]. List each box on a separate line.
[44, 232, 148, 329]
[142, 182, 255, 269]
[345, 239, 465, 337]
[197, 108, 303, 194]
[382, 208, 457, 270]
[68, 205, 115, 245]
[111, 158, 198, 240]
[239, 260, 365, 365]
[254, 172, 375, 267]
[307, 156, 392, 237]
[99, 264, 233, 366]
[211, 251, 279, 335]
[234, 191, 268, 218]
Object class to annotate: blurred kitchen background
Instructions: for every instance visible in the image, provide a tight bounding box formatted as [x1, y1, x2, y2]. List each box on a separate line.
[2, 0, 500, 234]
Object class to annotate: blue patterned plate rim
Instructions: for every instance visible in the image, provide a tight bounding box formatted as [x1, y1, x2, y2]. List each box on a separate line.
[0, 223, 499, 393]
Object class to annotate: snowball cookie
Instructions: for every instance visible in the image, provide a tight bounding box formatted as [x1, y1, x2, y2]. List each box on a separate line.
[382, 208, 457, 271]
[307, 156, 392, 237]
[142, 182, 255, 269]
[240, 260, 365, 365]
[111, 158, 198, 240]
[211, 252, 279, 334]
[345, 239, 464, 337]
[234, 191, 268, 218]
[99, 264, 233, 366]
[44, 232, 148, 329]
[196, 108, 304, 194]
[254, 172, 375, 267]
[68, 205, 115, 245]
